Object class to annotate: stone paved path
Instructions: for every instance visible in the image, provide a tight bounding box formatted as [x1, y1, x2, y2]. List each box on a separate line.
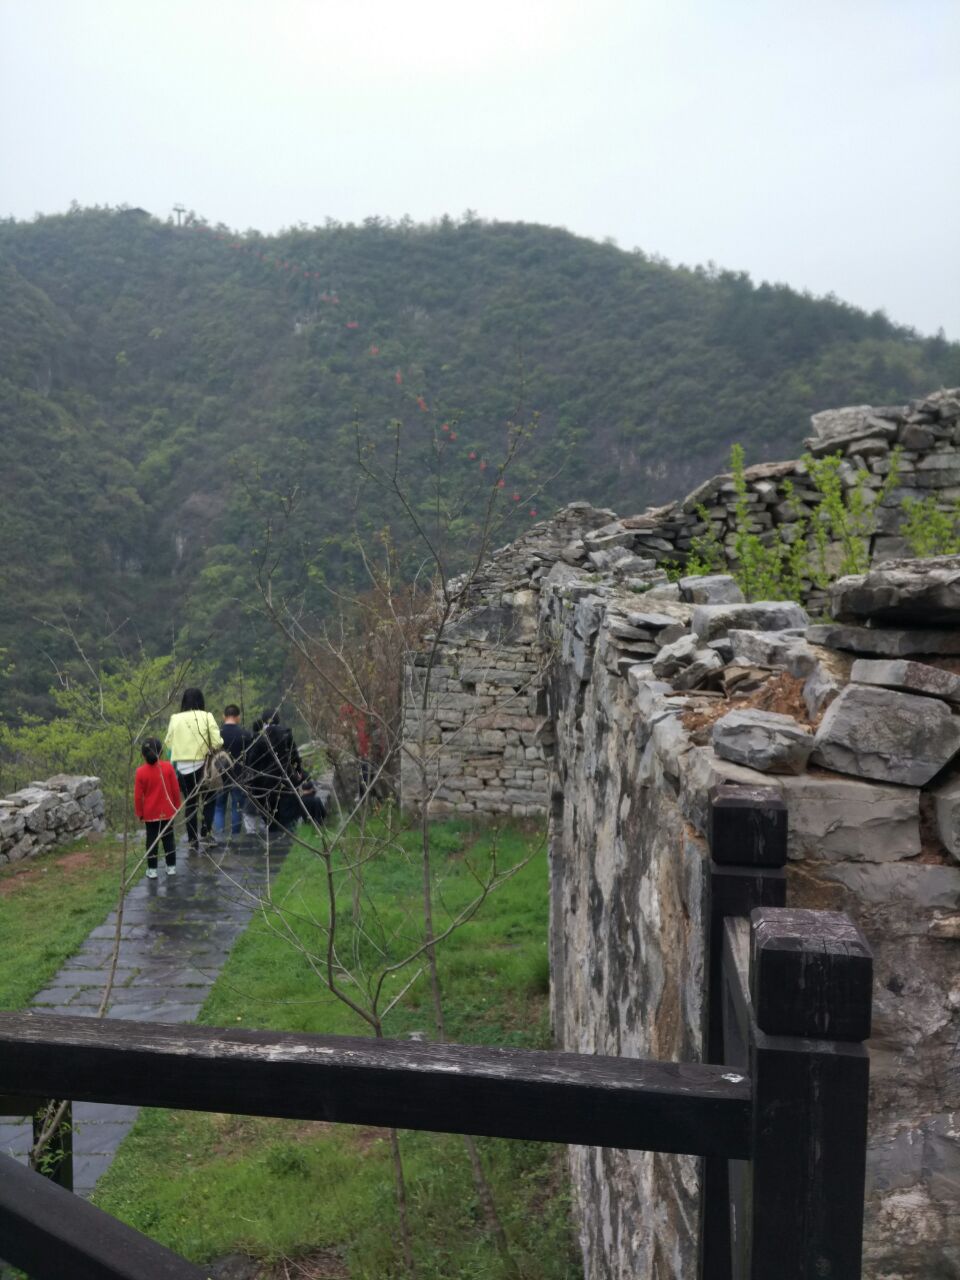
[0, 833, 290, 1197]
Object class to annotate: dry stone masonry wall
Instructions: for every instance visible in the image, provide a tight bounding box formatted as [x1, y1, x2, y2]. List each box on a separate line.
[0, 775, 106, 865]
[401, 390, 960, 1279]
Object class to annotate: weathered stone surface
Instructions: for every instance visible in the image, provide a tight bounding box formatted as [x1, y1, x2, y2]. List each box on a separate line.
[651, 634, 698, 679]
[677, 574, 744, 605]
[930, 777, 960, 861]
[811, 685, 960, 785]
[831, 556, 960, 627]
[806, 405, 899, 455]
[672, 648, 724, 691]
[712, 709, 813, 775]
[820, 861, 960, 908]
[776, 774, 921, 862]
[850, 658, 960, 705]
[692, 599, 808, 642]
[728, 628, 816, 676]
[806, 623, 960, 657]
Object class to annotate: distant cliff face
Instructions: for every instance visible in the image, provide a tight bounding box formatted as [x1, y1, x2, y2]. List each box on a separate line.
[2, 206, 959, 717]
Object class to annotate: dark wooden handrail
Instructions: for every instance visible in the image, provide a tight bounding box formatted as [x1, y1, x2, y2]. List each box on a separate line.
[0, 1012, 753, 1158]
[0, 1150, 206, 1279]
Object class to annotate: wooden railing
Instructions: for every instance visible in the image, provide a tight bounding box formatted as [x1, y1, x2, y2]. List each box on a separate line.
[0, 788, 873, 1280]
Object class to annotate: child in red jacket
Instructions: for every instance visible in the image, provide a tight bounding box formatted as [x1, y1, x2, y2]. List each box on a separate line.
[134, 738, 182, 878]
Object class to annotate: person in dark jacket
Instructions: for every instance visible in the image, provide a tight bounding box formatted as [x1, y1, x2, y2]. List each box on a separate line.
[244, 708, 302, 832]
[212, 704, 251, 837]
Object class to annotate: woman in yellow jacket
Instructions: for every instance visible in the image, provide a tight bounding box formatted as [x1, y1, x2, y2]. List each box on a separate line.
[164, 688, 223, 850]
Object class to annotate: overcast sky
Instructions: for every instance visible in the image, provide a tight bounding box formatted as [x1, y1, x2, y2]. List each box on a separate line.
[2, 0, 957, 336]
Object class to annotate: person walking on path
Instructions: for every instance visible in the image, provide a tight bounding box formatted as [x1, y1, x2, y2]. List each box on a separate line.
[164, 688, 223, 850]
[212, 703, 251, 838]
[134, 738, 182, 878]
[244, 708, 302, 832]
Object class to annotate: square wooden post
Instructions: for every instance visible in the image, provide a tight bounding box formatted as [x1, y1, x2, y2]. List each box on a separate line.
[700, 785, 787, 1280]
[743, 908, 872, 1280]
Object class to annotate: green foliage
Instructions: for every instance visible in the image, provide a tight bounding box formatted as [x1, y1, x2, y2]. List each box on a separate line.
[901, 494, 960, 557]
[1, 207, 958, 715]
[681, 444, 905, 601]
[0, 654, 182, 824]
[95, 823, 577, 1277]
[803, 448, 902, 583]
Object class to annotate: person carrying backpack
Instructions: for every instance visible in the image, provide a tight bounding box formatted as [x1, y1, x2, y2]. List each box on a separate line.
[164, 688, 223, 850]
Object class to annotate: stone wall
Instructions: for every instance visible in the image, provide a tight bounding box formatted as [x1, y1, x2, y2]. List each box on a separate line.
[0, 775, 106, 865]
[400, 503, 615, 816]
[400, 388, 960, 1278]
[559, 387, 960, 621]
[402, 388, 960, 820]
[541, 561, 960, 1279]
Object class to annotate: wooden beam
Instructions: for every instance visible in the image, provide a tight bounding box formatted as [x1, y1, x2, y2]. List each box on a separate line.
[0, 1150, 206, 1279]
[0, 1012, 752, 1159]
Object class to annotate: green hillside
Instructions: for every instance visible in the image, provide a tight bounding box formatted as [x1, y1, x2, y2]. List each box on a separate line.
[1, 206, 958, 715]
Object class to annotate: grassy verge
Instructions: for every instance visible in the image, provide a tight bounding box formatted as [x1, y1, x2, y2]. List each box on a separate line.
[0, 835, 127, 1010]
[94, 819, 578, 1278]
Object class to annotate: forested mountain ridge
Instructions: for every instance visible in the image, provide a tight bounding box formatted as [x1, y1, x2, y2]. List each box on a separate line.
[1, 206, 958, 716]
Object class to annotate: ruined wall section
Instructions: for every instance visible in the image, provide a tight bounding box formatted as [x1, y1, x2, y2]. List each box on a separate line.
[400, 504, 616, 817]
[542, 559, 960, 1279]
[561, 388, 960, 617]
[0, 775, 106, 865]
[403, 389, 960, 821]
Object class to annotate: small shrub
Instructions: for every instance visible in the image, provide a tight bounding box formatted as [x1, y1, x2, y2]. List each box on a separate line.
[901, 495, 960, 557]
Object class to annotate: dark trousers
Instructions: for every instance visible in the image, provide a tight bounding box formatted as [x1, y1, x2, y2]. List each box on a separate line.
[145, 820, 176, 868]
[177, 767, 215, 845]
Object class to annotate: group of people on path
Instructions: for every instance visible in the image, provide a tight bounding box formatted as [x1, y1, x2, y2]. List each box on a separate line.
[133, 688, 325, 879]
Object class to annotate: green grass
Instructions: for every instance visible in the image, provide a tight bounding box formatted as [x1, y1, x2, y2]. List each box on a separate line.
[0, 835, 127, 1010]
[94, 819, 578, 1278]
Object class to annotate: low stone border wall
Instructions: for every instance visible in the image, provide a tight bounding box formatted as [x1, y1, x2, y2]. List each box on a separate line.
[0, 775, 106, 865]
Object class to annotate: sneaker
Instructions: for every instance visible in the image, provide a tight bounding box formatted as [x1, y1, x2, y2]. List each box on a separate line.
[166, 864, 177, 877]
[146, 867, 158, 879]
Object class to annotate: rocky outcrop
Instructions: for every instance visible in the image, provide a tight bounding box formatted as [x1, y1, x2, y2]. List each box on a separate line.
[0, 775, 106, 865]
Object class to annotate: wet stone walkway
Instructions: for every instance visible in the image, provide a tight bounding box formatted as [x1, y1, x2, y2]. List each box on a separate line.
[0, 833, 290, 1197]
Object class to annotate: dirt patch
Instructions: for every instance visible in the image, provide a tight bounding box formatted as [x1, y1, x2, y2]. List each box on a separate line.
[259, 1250, 349, 1279]
[0, 840, 108, 898]
[682, 672, 815, 743]
[348, 1126, 388, 1155]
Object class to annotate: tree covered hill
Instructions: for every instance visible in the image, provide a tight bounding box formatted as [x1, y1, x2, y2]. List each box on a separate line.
[1, 206, 958, 716]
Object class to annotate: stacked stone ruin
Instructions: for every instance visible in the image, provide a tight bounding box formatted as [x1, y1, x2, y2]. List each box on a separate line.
[0, 775, 106, 865]
[401, 388, 960, 1279]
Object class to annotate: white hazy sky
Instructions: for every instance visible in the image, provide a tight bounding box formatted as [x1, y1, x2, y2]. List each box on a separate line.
[2, 0, 958, 336]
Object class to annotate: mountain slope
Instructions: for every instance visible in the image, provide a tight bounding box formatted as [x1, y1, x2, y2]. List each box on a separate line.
[1, 207, 958, 714]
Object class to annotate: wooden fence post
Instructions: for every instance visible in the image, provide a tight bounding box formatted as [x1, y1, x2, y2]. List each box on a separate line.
[744, 907, 872, 1280]
[700, 784, 787, 1280]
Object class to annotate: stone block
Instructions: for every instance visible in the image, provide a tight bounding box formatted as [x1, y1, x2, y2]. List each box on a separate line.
[930, 777, 960, 861]
[820, 861, 960, 908]
[712, 709, 813, 775]
[830, 556, 960, 627]
[651, 635, 698, 679]
[673, 648, 724, 691]
[692, 601, 808, 642]
[728, 629, 816, 676]
[850, 658, 960, 705]
[805, 623, 960, 657]
[811, 685, 960, 786]
[678, 574, 744, 605]
[776, 774, 921, 863]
